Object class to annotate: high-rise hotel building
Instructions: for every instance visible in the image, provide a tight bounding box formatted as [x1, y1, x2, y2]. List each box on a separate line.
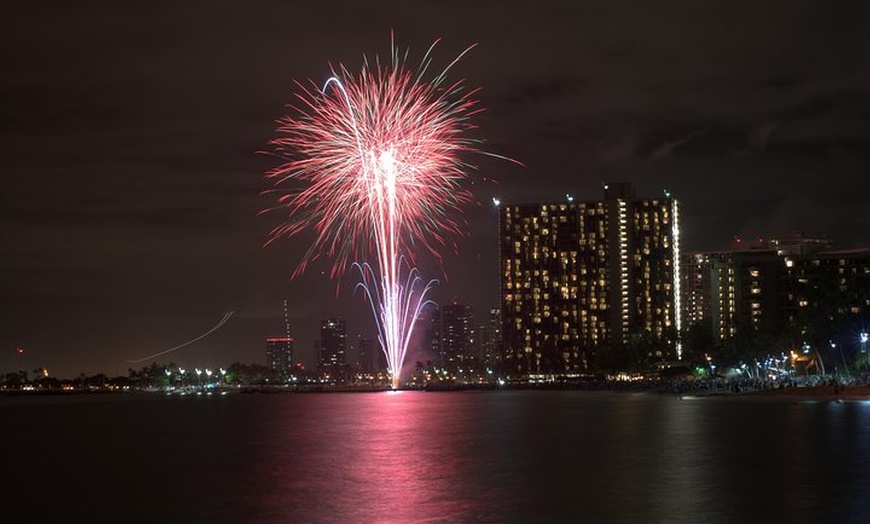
[680, 249, 784, 341]
[677, 234, 870, 344]
[499, 182, 681, 377]
[783, 247, 870, 325]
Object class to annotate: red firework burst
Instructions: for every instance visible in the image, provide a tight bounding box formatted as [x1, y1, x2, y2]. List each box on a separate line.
[264, 38, 487, 279]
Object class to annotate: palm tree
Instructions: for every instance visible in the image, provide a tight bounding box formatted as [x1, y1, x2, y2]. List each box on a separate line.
[854, 351, 870, 372]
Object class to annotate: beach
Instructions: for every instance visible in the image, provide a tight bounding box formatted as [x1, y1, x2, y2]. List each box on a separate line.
[745, 383, 870, 400]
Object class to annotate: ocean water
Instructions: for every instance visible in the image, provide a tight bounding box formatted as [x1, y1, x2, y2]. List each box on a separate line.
[4, 390, 869, 523]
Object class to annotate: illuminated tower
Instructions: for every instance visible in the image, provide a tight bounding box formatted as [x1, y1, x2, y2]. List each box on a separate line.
[265, 299, 296, 378]
[475, 308, 502, 369]
[682, 250, 746, 342]
[499, 182, 680, 377]
[440, 302, 473, 375]
[265, 337, 295, 377]
[606, 184, 681, 356]
[319, 318, 347, 376]
[424, 304, 443, 367]
[357, 334, 374, 373]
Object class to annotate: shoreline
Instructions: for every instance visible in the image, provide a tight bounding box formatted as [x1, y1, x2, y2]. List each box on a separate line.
[5, 383, 870, 401]
[735, 384, 870, 400]
[669, 384, 870, 401]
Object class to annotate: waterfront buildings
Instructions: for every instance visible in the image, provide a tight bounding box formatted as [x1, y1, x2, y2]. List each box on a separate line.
[498, 182, 681, 377]
[440, 302, 473, 375]
[680, 248, 784, 341]
[264, 337, 294, 377]
[782, 247, 870, 322]
[356, 334, 375, 373]
[474, 308, 502, 369]
[319, 318, 347, 376]
[680, 234, 870, 369]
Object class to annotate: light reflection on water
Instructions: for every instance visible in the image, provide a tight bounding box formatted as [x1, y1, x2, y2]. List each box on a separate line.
[250, 391, 507, 523]
[4, 391, 870, 523]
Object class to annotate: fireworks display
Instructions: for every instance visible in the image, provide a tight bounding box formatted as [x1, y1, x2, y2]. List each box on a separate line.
[265, 38, 494, 388]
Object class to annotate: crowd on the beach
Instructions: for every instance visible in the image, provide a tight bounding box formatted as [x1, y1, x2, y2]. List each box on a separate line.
[524, 372, 870, 397]
[661, 373, 870, 397]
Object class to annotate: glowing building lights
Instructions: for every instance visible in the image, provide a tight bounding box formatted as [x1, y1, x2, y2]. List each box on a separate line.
[499, 183, 680, 377]
[672, 197, 682, 360]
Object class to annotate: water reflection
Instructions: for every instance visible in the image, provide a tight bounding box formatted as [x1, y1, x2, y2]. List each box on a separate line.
[341, 392, 471, 523]
[251, 392, 507, 523]
[190, 392, 870, 523]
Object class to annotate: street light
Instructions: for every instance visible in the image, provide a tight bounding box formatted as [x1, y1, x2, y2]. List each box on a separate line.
[860, 332, 868, 352]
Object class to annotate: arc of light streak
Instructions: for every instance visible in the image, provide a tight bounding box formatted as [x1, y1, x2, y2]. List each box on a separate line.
[126, 311, 234, 364]
[353, 260, 438, 380]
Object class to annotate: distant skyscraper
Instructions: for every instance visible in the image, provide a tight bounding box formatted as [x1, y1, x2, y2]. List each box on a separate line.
[441, 302, 473, 374]
[283, 299, 292, 338]
[424, 305, 442, 367]
[265, 337, 295, 377]
[680, 252, 715, 333]
[490, 308, 503, 366]
[264, 300, 295, 377]
[357, 334, 374, 373]
[499, 182, 681, 377]
[475, 307, 502, 368]
[319, 318, 347, 374]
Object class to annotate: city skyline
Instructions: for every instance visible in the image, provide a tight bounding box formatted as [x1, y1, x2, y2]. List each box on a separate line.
[4, 1, 869, 378]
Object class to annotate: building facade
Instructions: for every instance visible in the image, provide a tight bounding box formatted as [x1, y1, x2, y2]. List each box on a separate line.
[681, 249, 784, 342]
[473, 307, 502, 369]
[440, 302, 473, 375]
[680, 236, 870, 367]
[356, 334, 375, 373]
[319, 318, 347, 376]
[265, 337, 295, 377]
[499, 182, 681, 377]
[783, 248, 870, 333]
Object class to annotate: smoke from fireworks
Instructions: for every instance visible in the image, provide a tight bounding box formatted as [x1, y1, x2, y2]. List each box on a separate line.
[264, 37, 507, 388]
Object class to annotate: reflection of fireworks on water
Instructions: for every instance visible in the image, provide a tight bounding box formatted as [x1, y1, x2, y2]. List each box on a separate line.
[265, 37, 504, 388]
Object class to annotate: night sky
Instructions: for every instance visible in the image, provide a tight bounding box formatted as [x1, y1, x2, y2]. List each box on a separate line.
[3, 1, 869, 378]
